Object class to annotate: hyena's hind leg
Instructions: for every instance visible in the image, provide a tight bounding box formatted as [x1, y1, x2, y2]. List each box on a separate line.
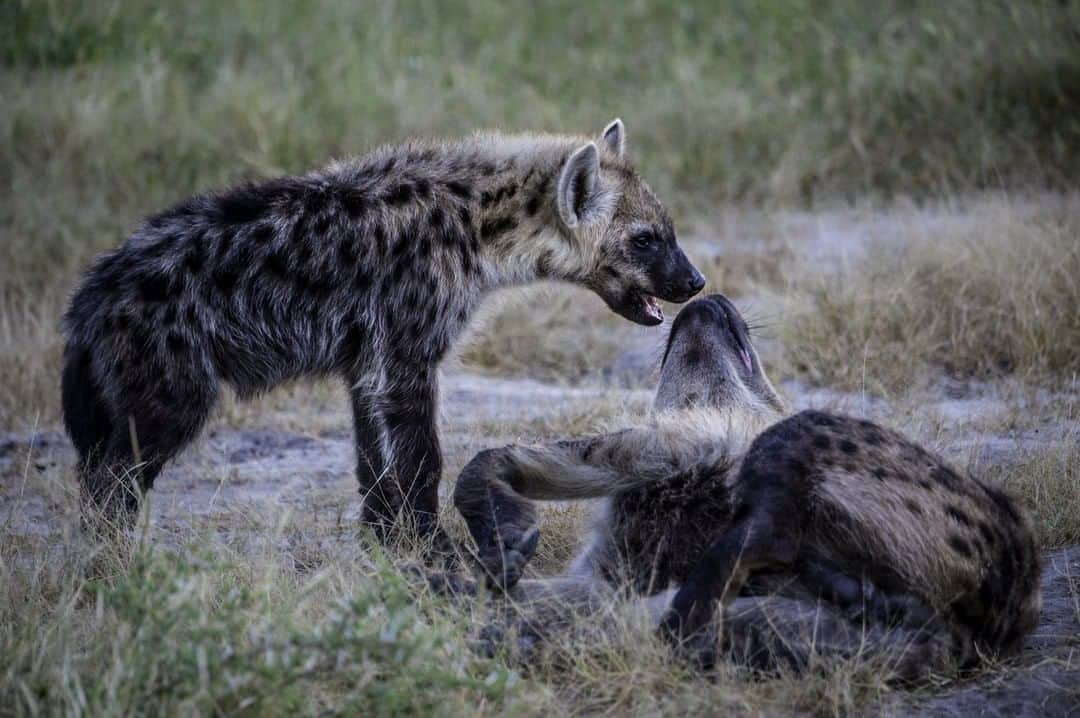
[659, 498, 803, 644]
[796, 557, 943, 635]
[721, 594, 956, 683]
[373, 364, 443, 539]
[81, 363, 218, 525]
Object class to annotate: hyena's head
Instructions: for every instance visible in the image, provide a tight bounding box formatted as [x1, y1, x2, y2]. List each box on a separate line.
[556, 119, 705, 326]
[653, 294, 786, 418]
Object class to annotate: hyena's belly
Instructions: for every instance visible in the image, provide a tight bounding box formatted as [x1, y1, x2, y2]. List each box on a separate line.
[606, 466, 733, 594]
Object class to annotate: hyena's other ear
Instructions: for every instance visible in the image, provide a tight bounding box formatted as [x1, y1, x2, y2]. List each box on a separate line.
[601, 118, 625, 158]
[558, 142, 602, 229]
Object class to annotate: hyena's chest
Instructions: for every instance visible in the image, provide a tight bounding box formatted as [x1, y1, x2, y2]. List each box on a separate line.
[605, 467, 734, 594]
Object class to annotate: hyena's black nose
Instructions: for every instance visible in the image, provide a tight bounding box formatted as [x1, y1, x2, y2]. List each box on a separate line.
[687, 270, 706, 294]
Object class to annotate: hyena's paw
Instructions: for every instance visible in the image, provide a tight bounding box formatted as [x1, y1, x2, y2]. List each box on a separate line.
[473, 616, 545, 663]
[845, 582, 945, 640]
[402, 564, 479, 599]
[477, 525, 540, 591]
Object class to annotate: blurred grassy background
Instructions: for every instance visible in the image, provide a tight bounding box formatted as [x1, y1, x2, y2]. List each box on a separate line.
[2, 0, 1079, 426]
[4, 0, 1079, 283]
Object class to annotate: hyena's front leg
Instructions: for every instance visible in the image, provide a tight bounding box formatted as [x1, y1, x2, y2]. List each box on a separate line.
[349, 381, 394, 532]
[454, 447, 542, 589]
[381, 366, 442, 538]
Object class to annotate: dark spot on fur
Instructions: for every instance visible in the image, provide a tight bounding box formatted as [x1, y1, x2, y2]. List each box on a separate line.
[353, 266, 372, 291]
[457, 205, 473, 227]
[184, 305, 199, 326]
[905, 499, 924, 515]
[342, 323, 366, 358]
[977, 521, 997, 547]
[264, 250, 289, 278]
[250, 223, 275, 244]
[808, 412, 837, 427]
[428, 206, 446, 229]
[371, 224, 388, 255]
[525, 174, 551, 216]
[445, 180, 472, 199]
[812, 434, 831, 450]
[838, 439, 858, 455]
[183, 235, 206, 274]
[786, 458, 809, 476]
[948, 534, 973, 558]
[481, 183, 519, 207]
[137, 272, 177, 303]
[984, 485, 1021, 524]
[212, 266, 241, 292]
[872, 467, 888, 480]
[337, 238, 358, 265]
[946, 504, 973, 527]
[214, 228, 234, 260]
[864, 428, 884, 446]
[161, 304, 177, 325]
[682, 347, 703, 367]
[341, 189, 368, 218]
[414, 177, 432, 199]
[385, 183, 414, 206]
[535, 250, 555, 277]
[216, 183, 270, 224]
[480, 215, 518, 241]
[932, 465, 961, 488]
[165, 332, 186, 353]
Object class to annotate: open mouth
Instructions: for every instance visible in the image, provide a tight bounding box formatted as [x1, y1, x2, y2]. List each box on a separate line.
[615, 290, 664, 326]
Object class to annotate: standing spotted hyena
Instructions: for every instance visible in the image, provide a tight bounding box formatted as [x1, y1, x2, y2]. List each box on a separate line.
[62, 119, 705, 538]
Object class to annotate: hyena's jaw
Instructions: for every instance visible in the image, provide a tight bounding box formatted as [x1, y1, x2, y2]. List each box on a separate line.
[593, 280, 666, 326]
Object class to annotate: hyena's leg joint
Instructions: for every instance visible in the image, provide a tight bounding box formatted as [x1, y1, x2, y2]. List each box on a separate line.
[797, 557, 944, 634]
[660, 506, 802, 644]
[453, 447, 540, 590]
[82, 380, 216, 527]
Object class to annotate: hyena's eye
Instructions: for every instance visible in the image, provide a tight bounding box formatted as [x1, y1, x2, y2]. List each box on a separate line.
[631, 231, 655, 249]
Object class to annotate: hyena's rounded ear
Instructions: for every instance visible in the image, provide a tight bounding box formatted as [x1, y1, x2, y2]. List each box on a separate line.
[557, 142, 602, 229]
[601, 118, 625, 158]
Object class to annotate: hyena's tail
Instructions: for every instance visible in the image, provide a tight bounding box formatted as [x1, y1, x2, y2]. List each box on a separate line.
[61, 341, 113, 469]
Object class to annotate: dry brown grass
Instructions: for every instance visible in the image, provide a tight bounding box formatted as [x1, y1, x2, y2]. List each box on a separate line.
[776, 195, 1080, 395]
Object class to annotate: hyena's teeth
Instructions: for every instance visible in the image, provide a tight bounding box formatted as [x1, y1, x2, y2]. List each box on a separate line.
[644, 295, 663, 322]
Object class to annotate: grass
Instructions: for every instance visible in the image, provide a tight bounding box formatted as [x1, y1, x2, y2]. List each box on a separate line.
[775, 194, 1080, 395]
[2, 2, 1080, 714]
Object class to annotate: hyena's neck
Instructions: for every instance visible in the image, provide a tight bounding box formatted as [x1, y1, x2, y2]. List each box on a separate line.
[460, 135, 592, 290]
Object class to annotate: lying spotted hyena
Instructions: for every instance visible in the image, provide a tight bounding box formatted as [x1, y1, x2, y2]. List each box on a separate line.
[446, 295, 1041, 679]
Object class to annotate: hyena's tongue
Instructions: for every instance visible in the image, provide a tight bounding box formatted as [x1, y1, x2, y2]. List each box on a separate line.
[644, 296, 663, 323]
[739, 347, 753, 372]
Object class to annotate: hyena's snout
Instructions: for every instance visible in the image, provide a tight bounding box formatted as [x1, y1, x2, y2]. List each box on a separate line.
[654, 246, 706, 304]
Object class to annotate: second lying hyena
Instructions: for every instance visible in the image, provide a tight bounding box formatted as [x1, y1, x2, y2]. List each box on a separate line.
[450, 295, 1041, 678]
[62, 119, 705, 538]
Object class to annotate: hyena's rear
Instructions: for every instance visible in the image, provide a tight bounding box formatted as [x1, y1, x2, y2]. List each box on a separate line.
[62, 120, 705, 536]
